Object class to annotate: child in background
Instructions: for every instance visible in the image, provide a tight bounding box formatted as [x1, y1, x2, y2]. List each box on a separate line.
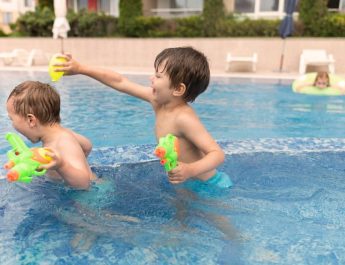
[313, 71, 330, 89]
[6, 81, 94, 189]
[58, 46, 232, 188]
[296, 71, 345, 93]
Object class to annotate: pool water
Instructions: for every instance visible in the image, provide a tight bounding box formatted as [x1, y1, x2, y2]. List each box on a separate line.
[1, 71, 345, 264]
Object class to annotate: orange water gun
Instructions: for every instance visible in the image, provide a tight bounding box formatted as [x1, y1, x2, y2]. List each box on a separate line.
[154, 134, 179, 171]
[3, 132, 52, 183]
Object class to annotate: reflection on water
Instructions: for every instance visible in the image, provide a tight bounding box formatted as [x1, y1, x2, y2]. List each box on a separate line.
[288, 102, 345, 113]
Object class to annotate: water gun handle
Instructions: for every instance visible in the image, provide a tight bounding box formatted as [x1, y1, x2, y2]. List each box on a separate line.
[154, 134, 179, 172]
[7, 161, 46, 183]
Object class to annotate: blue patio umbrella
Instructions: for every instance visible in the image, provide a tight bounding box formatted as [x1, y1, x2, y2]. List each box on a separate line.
[278, 0, 297, 72]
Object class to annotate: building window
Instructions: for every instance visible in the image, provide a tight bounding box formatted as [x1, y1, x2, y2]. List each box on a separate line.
[170, 0, 202, 9]
[98, 0, 111, 13]
[327, 0, 345, 10]
[3, 12, 12, 25]
[24, 0, 33, 7]
[260, 0, 279, 12]
[110, 0, 119, 17]
[328, 0, 340, 9]
[235, 0, 255, 13]
[234, 0, 300, 18]
[77, 0, 88, 10]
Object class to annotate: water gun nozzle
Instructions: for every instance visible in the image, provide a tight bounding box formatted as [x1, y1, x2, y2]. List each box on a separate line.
[7, 171, 19, 182]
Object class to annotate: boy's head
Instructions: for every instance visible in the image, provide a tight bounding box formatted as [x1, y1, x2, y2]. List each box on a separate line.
[314, 71, 330, 89]
[154, 47, 210, 102]
[7, 81, 61, 125]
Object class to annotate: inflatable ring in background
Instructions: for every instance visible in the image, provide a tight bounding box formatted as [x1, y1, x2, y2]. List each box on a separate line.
[292, 73, 345, 96]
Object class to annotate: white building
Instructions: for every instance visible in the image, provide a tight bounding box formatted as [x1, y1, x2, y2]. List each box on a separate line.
[65, 0, 345, 19]
[1, 0, 344, 34]
[0, 0, 36, 33]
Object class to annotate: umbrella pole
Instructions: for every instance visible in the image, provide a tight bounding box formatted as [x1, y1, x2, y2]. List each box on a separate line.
[279, 39, 286, 72]
[60, 37, 64, 54]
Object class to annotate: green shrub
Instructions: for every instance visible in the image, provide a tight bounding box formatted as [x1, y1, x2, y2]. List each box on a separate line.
[68, 10, 118, 37]
[223, 18, 281, 37]
[38, 0, 53, 10]
[120, 16, 164, 37]
[316, 13, 345, 37]
[203, 0, 226, 36]
[299, 0, 328, 35]
[0, 29, 7, 37]
[175, 16, 203, 37]
[14, 7, 54, 36]
[119, 0, 142, 35]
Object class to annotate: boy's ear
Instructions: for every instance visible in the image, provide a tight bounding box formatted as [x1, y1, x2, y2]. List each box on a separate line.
[173, 83, 186, 97]
[26, 114, 37, 128]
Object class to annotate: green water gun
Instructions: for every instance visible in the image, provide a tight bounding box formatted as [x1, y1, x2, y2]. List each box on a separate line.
[154, 134, 179, 171]
[3, 133, 51, 183]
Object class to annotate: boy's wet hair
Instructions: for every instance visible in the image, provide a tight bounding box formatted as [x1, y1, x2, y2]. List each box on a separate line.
[154, 47, 210, 102]
[7, 81, 61, 125]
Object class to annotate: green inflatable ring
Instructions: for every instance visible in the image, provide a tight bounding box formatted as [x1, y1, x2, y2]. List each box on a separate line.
[292, 73, 345, 96]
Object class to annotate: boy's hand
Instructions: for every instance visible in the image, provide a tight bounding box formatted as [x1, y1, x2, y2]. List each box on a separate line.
[55, 54, 81, 75]
[167, 162, 192, 184]
[38, 148, 62, 171]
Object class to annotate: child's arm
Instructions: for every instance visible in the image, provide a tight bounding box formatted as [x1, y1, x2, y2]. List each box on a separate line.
[168, 111, 225, 183]
[67, 129, 92, 157]
[295, 81, 313, 92]
[59, 55, 153, 103]
[41, 137, 92, 189]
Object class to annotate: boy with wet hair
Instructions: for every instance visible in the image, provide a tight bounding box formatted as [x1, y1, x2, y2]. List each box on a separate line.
[59, 46, 232, 188]
[6, 81, 94, 189]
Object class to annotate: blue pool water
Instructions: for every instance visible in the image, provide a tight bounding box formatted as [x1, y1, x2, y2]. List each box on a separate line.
[1, 71, 345, 264]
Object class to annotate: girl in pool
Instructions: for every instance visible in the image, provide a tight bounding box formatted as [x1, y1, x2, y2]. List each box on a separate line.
[296, 71, 345, 93]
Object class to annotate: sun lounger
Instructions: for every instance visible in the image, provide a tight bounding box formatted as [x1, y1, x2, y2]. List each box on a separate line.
[225, 53, 258, 72]
[299, 49, 335, 74]
[0, 49, 49, 67]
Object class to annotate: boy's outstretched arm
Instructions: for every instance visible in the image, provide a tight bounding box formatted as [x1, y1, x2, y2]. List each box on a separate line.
[59, 55, 153, 102]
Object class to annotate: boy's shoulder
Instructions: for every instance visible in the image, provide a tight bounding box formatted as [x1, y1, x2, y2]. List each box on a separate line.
[174, 104, 201, 125]
[48, 127, 78, 145]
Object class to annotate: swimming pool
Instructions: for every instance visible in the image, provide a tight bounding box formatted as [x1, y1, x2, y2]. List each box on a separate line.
[1, 71, 345, 264]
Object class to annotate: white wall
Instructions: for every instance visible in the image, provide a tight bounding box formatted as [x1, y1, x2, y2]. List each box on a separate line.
[0, 37, 344, 75]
